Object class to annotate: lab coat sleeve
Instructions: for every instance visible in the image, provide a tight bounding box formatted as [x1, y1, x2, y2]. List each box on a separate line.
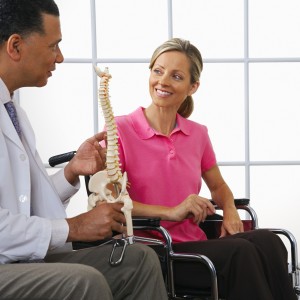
[50, 167, 80, 207]
[49, 218, 69, 251]
[0, 208, 52, 264]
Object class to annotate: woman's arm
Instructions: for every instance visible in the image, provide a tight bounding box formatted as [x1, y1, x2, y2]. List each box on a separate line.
[202, 165, 244, 236]
[132, 194, 215, 224]
[132, 201, 172, 220]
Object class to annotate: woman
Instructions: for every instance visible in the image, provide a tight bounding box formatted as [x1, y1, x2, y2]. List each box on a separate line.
[112, 38, 297, 300]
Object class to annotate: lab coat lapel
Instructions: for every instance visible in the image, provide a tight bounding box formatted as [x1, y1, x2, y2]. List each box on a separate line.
[16, 104, 51, 180]
[16, 104, 37, 155]
[0, 103, 24, 151]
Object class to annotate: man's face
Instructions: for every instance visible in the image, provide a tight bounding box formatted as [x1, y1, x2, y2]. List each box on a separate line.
[20, 14, 64, 87]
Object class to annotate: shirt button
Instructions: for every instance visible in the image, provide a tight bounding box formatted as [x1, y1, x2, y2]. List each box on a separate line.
[19, 195, 28, 203]
[20, 154, 26, 161]
[170, 150, 174, 155]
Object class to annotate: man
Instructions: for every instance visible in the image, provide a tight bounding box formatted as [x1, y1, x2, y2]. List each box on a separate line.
[0, 0, 168, 299]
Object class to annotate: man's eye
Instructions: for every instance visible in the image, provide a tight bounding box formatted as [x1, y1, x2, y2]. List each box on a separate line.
[51, 44, 58, 51]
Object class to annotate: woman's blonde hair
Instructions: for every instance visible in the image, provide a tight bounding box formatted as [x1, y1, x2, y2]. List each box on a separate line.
[149, 38, 203, 118]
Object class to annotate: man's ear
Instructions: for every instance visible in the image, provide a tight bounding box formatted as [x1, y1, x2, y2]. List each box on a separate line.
[6, 34, 22, 60]
[188, 80, 200, 96]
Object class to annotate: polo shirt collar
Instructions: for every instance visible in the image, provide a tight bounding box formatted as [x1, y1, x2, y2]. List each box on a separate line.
[176, 113, 191, 136]
[129, 106, 191, 139]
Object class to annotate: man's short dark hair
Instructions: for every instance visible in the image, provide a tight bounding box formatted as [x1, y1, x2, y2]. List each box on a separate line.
[0, 0, 59, 45]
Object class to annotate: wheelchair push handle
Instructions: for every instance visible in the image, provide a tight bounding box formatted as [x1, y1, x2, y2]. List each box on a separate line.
[48, 151, 76, 167]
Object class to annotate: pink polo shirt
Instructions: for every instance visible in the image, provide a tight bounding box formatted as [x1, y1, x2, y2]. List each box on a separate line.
[115, 107, 217, 243]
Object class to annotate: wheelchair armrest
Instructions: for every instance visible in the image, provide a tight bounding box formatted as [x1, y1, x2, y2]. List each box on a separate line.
[210, 198, 250, 207]
[132, 217, 161, 227]
[234, 198, 250, 206]
[48, 151, 76, 167]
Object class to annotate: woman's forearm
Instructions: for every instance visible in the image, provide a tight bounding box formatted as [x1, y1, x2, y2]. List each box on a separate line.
[132, 200, 172, 221]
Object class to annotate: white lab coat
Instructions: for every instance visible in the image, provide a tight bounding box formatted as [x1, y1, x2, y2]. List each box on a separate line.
[0, 83, 78, 263]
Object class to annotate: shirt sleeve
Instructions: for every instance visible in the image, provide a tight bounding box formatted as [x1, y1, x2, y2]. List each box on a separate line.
[49, 218, 69, 250]
[201, 128, 217, 172]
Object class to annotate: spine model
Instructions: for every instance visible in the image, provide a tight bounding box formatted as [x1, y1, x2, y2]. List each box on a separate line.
[88, 66, 133, 238]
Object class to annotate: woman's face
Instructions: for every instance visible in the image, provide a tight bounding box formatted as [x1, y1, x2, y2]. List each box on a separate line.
[149, 50, 199, 111]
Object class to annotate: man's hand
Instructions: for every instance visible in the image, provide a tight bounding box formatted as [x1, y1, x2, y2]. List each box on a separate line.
[66, 202, 126, 242]
[64, 132, 107, 184]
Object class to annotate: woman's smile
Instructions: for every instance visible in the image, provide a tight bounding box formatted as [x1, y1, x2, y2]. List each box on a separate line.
[156, 88, 172, 97]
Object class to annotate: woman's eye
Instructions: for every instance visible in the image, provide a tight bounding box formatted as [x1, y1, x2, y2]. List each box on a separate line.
[174, 74, 182, 80]
[153, 69, 162, 75]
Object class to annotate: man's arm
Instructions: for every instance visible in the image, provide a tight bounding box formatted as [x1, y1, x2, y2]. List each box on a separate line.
[64, 132, 107, 185]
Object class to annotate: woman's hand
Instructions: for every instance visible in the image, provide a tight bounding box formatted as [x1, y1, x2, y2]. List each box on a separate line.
[202, 165, 244, 237]
[220, 206, 244, 237]
[169, 194, 216, 224]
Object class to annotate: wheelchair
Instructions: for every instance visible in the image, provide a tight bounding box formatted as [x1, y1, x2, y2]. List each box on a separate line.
[49, 152, 300, 300]
[162, 201, 300, 299]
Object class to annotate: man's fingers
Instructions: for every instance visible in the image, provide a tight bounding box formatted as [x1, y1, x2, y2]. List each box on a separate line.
[112, 220, 125, 233]
[94, 131, 106, 142]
